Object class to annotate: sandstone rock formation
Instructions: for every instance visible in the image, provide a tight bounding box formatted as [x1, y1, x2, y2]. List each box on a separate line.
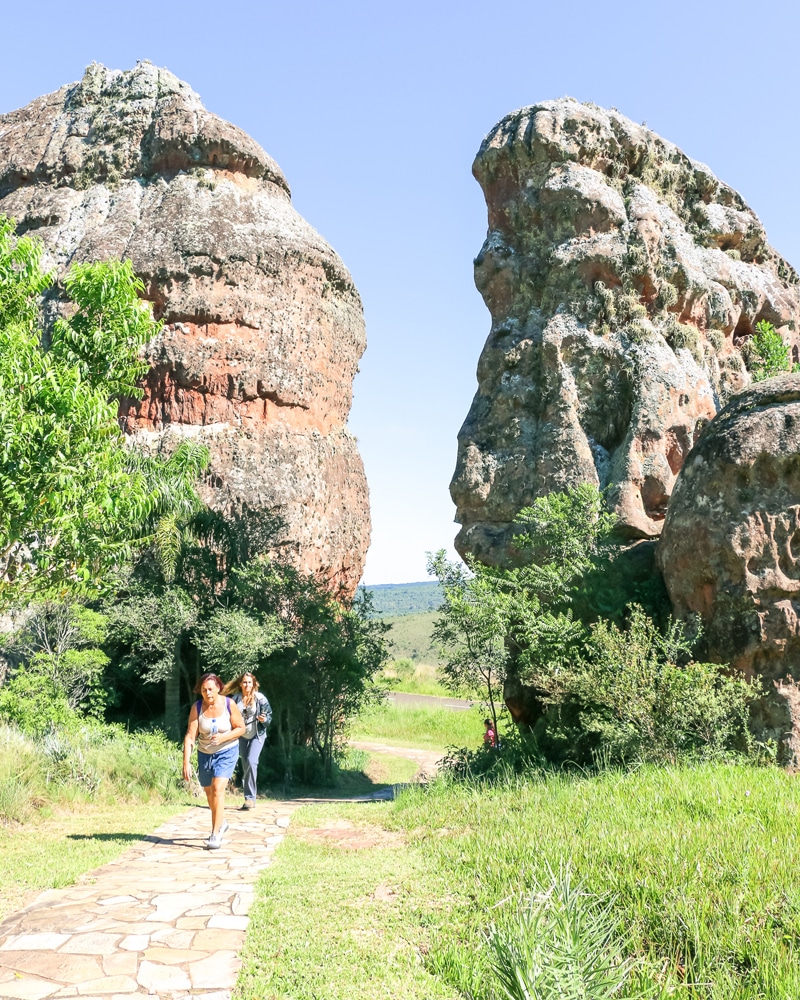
[452, 98, 800, 565]
[657, 373, 800, 753]
[0, 62, 369, 594]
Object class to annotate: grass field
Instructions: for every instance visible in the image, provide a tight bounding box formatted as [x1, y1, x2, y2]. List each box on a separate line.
[351, 699, 483, 752]
[0, 733, 429, 923]
[236, 762, 800, 999]
[361, 581, 443, 617]
[377, 657, 450, 696]
[383, 610, 443, 667]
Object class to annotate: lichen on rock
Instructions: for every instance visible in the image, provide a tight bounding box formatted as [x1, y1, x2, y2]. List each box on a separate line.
[453, 98, 800, 565]
[0, 62, 370, 595]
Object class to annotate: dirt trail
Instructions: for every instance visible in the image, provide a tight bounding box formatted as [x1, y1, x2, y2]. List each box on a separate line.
[349, 740, 443, 781]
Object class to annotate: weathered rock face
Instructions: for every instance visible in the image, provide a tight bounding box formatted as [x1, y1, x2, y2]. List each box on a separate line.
[453, 98, 800, 565]
[0, 62, 370, 595]
[657, 374, 800, 754]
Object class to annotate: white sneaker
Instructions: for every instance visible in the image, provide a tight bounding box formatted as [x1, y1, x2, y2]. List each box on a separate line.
[220, 820, 229, 838]
[206, 833, 221, 850]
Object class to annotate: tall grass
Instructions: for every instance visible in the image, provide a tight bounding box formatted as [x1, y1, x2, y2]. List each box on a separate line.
[0, 721, 185, 823]
[378, 658, 450, 696]
[484, 865, 643, 1000]
[389, 763, 800, 998]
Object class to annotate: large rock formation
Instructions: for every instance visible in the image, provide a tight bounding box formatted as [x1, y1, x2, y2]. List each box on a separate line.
[0, 63, 369, 594]
[658, 374, 800, 755]
[452, 98, 800, 565]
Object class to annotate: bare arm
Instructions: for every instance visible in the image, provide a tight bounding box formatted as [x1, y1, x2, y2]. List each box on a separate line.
[183, 704, 199, 782]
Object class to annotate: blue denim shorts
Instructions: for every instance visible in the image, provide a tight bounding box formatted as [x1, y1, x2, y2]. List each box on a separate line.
[197, 741, 239, 787]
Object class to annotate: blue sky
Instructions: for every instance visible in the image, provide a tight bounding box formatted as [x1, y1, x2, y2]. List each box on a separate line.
[3, 1, 798, 583]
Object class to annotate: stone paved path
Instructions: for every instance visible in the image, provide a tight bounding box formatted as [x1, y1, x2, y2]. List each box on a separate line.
[0, 800, 299, 1000]
[0, 743, 440, 1000]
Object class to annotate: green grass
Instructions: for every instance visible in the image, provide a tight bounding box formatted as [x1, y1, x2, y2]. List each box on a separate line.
[234, 801, 459, 1000]
[378, 657, 450, 696]
[351, 700, 483, 751]
[383, 611, 443, 667]
[0, 799, 191, 920]
[359, 751, 421, 786]
[389, 763, 800, 997]
[238, 762, 800, 999]
[360, 581, 443, 617]
[0, 721, 187, 823]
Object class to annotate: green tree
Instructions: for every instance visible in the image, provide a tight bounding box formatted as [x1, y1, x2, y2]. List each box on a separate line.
[196, 607, 287, 677]
[108, 504, 285, 735]
[109, 586, 200, 735]
[429, 485, 616, 735]
[0, 216, 208, 602]
[427, 550, 510, 736]
[0, 599, 112, 730]
[230, 562, 389, 783]
[434, 487, 760, 769]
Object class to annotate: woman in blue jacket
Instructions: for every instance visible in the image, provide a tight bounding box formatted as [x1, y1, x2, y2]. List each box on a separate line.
[224, 672, 272, 809]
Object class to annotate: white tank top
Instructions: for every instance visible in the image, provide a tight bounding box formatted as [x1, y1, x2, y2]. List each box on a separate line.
[196, 697, 232, 754]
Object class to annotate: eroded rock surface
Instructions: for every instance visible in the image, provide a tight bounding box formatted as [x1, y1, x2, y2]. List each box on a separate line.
[657, 374, 800, 753]
[453, 98, 800, 565]
[0, 62, 369, 594]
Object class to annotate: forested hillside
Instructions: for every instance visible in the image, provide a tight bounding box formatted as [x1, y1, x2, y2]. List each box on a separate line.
[360, 581, 442, 617]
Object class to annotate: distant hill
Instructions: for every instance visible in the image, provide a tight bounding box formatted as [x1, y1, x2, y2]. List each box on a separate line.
[359, 581, 443, 617]
[382, 610, 443, 666]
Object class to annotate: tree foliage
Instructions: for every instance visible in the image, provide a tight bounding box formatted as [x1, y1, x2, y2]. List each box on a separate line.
[106, 505, 388, 779]
[0, 600, 112, 731]
[429, 485, 616, 733]
[433, 485, 761, 772]
[0, 216, 208, 602]
[532, 606, 759, 765]
[227, 562, 389, 782]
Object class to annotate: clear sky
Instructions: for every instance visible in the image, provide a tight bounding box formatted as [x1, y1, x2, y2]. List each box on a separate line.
[2, 1, 798, 583]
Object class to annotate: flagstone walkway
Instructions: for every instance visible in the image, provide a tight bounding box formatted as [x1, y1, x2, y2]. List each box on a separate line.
[0, 800, 299, 1000]
[0, 744, 440, 1000]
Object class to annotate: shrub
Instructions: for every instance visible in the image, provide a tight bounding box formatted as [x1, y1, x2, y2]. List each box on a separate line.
[0, 669, 74, 736]
[484, 865, 644, 1000]
[439, 724, 542, 782]
[532, 606, 760, 766]
[0, 719, 184, 821]
[747, 319, 797, 381]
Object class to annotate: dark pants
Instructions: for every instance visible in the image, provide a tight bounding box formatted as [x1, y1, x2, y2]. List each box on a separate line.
[239, 732, 266, 802]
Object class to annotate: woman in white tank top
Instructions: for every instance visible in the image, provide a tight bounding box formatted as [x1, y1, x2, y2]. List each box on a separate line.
[183, 672, 245, 849]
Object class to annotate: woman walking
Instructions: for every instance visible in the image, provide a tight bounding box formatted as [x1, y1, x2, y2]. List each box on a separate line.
[224, 672, 271, 809]
[183, 673, 246, 849]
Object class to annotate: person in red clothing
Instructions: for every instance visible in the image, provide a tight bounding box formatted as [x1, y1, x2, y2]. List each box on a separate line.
[483, 718, 497, 748]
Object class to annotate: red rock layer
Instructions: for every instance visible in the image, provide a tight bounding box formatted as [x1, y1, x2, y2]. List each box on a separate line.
[0, 62, 370, 595]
